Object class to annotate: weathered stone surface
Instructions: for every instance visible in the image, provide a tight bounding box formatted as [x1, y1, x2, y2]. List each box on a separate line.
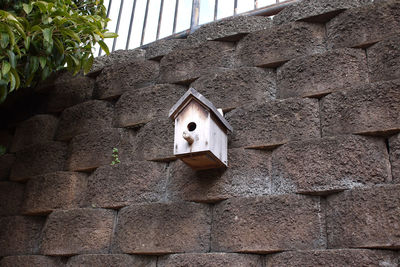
[326, 0, 400, 49]
[187, 15, 271, 43]
[190, 67, 276, 111]
[114, 202, 211, 254]
[327, 185, 400, 249]
[273, 0, 373, 24]
[271, 135, 391, 195]
[145, 39, 187, 61]
[367, 35, 400, 82]
[212, 195, 325, 253]
[158, 253, 263, 267]
[67, 128, 137, 172]
[10, 115, 58, 152]
[0, 255, 64, 267]
[135, 117, 175, 161]
[87, 161, 167, 209]
[10, 141, 68, 182]
[265, 249, 399, 267]
[226, 98, 320, 149]
[277, 48, 369, 98]
[0, 216, 45, 256]
[114, 84, 186, 128]
[321, 79, 400, 136]
[67, 254, 156, 267]
[0, 182, 24, 215]
[390, 133, 400, 182]
[0, 154, 15, 180]
[56, 100, 114, 141]
[41, 208, 115, 256]
[89, 48, 146, 76]
[94, 59, 159, 100]
[235, 22, 325, 68]
[46, 72, 95, 112]
[159, 41, 234, 84]
[22, 171, 87, 215]
[168, 148, 271, 203]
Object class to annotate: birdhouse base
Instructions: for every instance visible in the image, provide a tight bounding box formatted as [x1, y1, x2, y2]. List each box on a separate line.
[177, 151, 227, 170]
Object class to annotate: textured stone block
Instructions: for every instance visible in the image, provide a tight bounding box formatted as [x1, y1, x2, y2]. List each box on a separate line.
[327, 185, 400, 249]
[56, 100, 113, 141]
[158, 253, 263, 267]
[114, 84, 186, 128]
[212, 195, 325, 253]
[10, 141, 68, 182]
[271, 135, 391, 195]
[235, 22, 326, 68]
[326, 0, 400, 49]
[22, 171, 87, 215]
[87, 161, 167, 209]
[367, 35, 400, 82]
[94, 59, 159, 100]
[190, 67, 276, 111]
[10, 115, 58, 152]
[265, 249, 399, 267]
[390, 133, 400, 182]
[0, 182, 24, 215]
[321, 79, 400, 136]
[226, 98, 320, 149]
[135, 117, 175, 161]
[46, 72, 95, 112]
[277, 48, 369, 98]
[159, 41, 234, 84]
[89, 48, 146, 76]
[145, 39, 187, 61]
[67, 254, 156, 267]
[168, 148, 271, 203]
[41, 208, 115, 256]
[114, 202, 211, 254]
[187, 15, 271, 43]
[67, 128, 137, 172]
[0, 154, 15, 180]
[273, 0, 373, 24]
[0, 216, 45, 256]
[0, 255, 64, 267]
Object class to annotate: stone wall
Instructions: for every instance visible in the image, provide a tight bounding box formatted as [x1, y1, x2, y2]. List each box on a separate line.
[1, 0, 400, 266]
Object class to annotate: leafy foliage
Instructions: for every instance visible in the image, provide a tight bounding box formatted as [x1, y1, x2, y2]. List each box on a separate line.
[0, 0, 117, 103]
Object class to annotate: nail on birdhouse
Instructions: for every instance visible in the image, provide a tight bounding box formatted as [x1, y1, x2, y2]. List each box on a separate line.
[169, 88, 233, 170]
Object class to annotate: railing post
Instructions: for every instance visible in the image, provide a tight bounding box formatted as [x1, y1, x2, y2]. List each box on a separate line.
[125, 0, 137, 50]
[140, 0, 151, 46]
[112, 0, 124, 52]
[156, 0, 165, 40]
[172, 0, 179, 34]
[190, 0, 200, 31]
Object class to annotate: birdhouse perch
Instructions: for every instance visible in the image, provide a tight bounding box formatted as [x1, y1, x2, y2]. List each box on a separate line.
[169, 88, 233, 170]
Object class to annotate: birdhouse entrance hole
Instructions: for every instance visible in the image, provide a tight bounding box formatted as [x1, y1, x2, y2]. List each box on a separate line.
[187, 122, 197, 131]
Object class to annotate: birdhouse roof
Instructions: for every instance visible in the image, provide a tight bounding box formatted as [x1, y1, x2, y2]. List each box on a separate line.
[169, 88, 233, 132]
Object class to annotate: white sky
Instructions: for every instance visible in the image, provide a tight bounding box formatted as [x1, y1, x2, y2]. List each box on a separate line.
[96, 0, 285, 56]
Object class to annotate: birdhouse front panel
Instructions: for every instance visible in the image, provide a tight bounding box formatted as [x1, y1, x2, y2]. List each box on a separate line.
[174, 100, 210, 155]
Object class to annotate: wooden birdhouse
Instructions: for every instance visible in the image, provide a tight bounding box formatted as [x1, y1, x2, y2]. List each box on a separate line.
[169, 88, 233, 170]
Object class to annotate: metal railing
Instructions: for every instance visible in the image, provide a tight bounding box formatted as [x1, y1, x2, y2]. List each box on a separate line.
[98, 0, 297, 56]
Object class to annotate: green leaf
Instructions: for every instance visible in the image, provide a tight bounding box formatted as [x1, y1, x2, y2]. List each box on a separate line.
[42, 28, 52, 43]
[0, 85, 6, 103]
[7, 51, 16, 68]
[98, 40, 109, 55]
[0, 33, 9, 49]
[10, 68, 20, 89]
[23, 3, 33, 14]
[1, 61, 11, 76]
[60, 29, 81, 43]
[0, 145, 6, 155]
[103, 32, 118, 38]
[83, 55, 94, 75]
[9, 71, 16, 92]
[39, 57, 46, 69]
[53, 37, 64, 54]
